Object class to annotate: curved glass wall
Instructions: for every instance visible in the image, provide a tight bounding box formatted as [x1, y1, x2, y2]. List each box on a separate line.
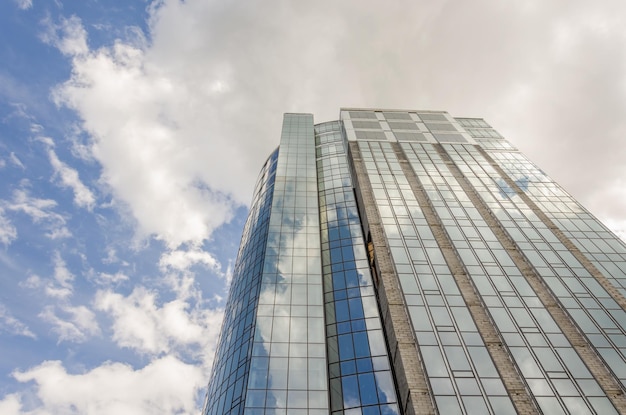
[202, 149, 279, 415]
[316, 121, 400, 414]
[244, 114, 328, 415]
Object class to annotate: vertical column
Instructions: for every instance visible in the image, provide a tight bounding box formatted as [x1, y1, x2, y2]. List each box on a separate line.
[203, 149, 279, 415]
[349, 141, 436, 415]
[316, 121, 400, 415]
[245, 114, 328, 414]
[469, 146, 626, 411]
[392, 142, 537, 414]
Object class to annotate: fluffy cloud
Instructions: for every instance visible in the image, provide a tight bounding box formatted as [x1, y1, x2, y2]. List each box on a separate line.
[47, 0, 626, 250]
[26, 253, 101, 343]
[159, 249, 220, 273]
[13, 0, 32, 11]
[5, 190, 70, 240]
[10, 153, 25, 169]
[46, 147, 96, 210]
[5, 356, 202, 415]
[41, 15, 89, 57]
[95, 271, 129, 286]
[45, 252, 74, 300]
[0, 394, 21, 415]
[95, 286, 223, 360]
[51, 24, 240, 248]
[39, 304, 100, 343]
[0, 208, 17, 245]
[0, 304, 36, 339]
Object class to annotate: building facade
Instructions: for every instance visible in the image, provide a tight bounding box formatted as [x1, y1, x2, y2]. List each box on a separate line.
[202, 109, 626, 415]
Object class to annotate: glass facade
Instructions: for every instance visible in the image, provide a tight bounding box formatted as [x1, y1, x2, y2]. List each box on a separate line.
[315, 121, 399, 414]
[203, 108, 626, 415]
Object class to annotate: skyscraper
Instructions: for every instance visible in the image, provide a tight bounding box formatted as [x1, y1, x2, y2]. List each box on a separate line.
[202, 109, 626, 415]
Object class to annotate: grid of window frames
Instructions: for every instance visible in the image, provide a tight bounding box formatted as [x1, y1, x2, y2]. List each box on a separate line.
[358, 139, 517, 414]
[455, 118, 517, 152]
[446, 142, 626, 390]
[315, 121, 400, 415]
[244, 114, 328, 415]
[488, 149, 626, 300]
[402, 142, 619, 414]
[203, 149, 279, 415]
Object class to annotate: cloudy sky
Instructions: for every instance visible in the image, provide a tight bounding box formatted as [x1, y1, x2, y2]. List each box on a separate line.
[0, 0, 625, 413]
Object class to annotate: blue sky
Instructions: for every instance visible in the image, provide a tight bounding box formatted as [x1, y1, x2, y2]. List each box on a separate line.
[1, 0, 626, 413]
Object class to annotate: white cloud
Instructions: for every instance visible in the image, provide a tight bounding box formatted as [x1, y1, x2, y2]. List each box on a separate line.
[101, 247, 119, 264]
[41, 15, 89, 56]
[7, 356, 202, 415]
[159, 249, 220, 272]
[0, 208, 17, 245]
[5, 190, 70, 240]
[0, 394, 21, 415]
[0, 304, 36, 339]
[19, 274, 42, 289]
[39, 304, 100, 343]
[13, 0, 32, 10]
[95, 286, 223, 360]
[604, 219, 626, 243]
[22, 253, 100, 343]
[46, 147, 96, 210]
[48, 1, 626, 251]
[44, 252, 74, 299]
[10, 153, 25, 169]
[158, 248, 224, 298]
[95, 271, 129, 285]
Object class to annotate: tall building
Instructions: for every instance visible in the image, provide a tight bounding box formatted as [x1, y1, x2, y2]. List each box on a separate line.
[202, 109, 626, 415]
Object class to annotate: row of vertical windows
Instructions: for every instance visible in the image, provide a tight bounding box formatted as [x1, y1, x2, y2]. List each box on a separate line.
[245, 115, 328, 415]
[315, 122, 400, 415]
[489, 150, 626, 297]
[203, 150, 280, 415]
[359, 139, 516, 414]
[460, 144, 626, 390]
[409, 142, 617, 414]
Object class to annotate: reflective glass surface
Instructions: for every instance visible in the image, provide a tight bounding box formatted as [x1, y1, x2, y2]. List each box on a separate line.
[315, 121, 399, 415]
[357, 136, 516, 414]
[401, 141, 617, 414]
[245, 114, 328, 414]
[203, 149, 279, 415]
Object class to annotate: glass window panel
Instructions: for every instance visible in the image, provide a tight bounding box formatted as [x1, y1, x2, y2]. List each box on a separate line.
[353, 331, 371, 358]
[309, 358, 327, 390]
[510, 347, 544, 378]
[359, 373, 379, 405]
[562, 397, 592, 415]
[431, 378, 455, 395]
[462, 396, 489, 415]
[534, 347, 563, 372]
[422, 346, 449, 377]
[577, 379, 604, 396]
[445, 346, 471, 371]
[488, 396, 517, 414]
[287, 390, 308, 408]
[535, 397, 566, 415]
[589, 397, 620, 415]
[368, 330, 388, 356]
[435, 396, 463, 415]
[342, 375, 361, 408]
[556, 348, 592, 378]
[246, 390, 266, 408]
[339, 333, 355, 360]
[456, 378, 481, 395]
